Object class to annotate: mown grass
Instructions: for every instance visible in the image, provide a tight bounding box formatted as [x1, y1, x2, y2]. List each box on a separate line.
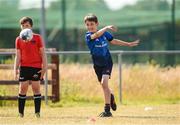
[0, 104, 180, 125]
[0, 63, 180, 106]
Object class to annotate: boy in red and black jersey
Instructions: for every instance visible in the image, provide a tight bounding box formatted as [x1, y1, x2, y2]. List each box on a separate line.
[14, 17, 47, 118]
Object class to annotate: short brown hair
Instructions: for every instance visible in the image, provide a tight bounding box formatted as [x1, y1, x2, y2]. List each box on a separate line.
[19, 16, 33, 26]
[84, 13, 98, 23]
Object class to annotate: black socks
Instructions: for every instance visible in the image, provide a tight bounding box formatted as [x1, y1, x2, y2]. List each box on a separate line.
[104, 104, 110, 112]
[18, 94, 26, 114]
[34, 94, 41, 113]
[18, 94, 42, 115]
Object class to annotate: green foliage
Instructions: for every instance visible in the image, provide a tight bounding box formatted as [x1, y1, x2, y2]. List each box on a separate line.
[0, 87, 7, 106]
[0, 0, 180, 28]
[0, 57, 14, 64]
[4, 57, 14, 64]
[59, 79, 103, 107]
[124, 0, 170, 10]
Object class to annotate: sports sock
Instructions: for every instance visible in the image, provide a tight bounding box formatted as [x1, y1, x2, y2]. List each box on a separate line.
[104, 104, 110, 112]
[18, 94, 26, 114]
[34, 94, 41, 113]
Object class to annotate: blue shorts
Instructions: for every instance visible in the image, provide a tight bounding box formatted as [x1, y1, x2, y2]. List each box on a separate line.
[93, 64, 113, 82]
[19, 66, 42, 82]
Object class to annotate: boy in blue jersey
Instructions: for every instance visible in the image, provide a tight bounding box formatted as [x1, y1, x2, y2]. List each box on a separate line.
[84, 13, 139, 117]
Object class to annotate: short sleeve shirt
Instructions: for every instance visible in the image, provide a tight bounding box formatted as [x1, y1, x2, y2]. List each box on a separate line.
[15, 33, 44, 68]
[85, 31, 113, 66]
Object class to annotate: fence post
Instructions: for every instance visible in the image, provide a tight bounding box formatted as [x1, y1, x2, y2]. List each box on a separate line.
[51, 54, 60, 102]
[118, 54, 122, 104]
[44, 70, 48, 105]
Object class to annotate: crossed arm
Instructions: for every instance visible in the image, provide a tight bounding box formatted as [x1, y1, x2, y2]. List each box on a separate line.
[90, 25, 117, 40]
[90, 25, 140, 47]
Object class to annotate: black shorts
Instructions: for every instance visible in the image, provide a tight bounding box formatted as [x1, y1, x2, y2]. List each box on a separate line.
[93, 64, 113, 82]
[19, 66, 42, 81]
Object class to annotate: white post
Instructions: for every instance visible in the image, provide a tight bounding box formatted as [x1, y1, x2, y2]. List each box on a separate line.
[40, 0, 48, 105]
[44, 71, 48, 105]
[118, 54, 122, 104]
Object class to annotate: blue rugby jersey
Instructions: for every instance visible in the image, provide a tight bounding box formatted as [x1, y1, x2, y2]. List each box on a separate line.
[85, 31, 113, 66]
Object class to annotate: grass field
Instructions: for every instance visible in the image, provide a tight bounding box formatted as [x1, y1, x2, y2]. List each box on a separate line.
[0, 104, 180, 125]
[0, 64, 180, 124]
[0, 64, 180, 105]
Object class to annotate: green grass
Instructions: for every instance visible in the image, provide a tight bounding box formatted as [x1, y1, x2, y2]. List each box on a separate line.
[0, 64, 180, 106]
[0, 64, 180, 124]
[0, 104, 180, 125]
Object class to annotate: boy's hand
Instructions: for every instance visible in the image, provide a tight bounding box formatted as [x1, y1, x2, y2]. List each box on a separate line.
[105, 25, 117, 32]
[128, 39, 140, 47]
[38, 68, 47, 80]
[14, 69, 19, 80]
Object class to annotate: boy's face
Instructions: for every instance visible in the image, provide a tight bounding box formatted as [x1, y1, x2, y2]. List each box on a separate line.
[85, 21, 98, 32]
[21, 22, 32, 30]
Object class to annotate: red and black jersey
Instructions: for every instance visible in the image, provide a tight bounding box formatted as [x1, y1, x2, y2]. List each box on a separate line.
[15, 33, 44, 68]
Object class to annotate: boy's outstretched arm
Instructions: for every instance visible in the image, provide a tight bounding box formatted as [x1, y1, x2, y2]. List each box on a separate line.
[91, 25, 117, 40]
[110, 39, 140, 47]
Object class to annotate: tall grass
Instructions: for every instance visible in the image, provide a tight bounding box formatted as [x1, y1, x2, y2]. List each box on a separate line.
[0, 64, 179, 106]
[59, 64, 180, 105]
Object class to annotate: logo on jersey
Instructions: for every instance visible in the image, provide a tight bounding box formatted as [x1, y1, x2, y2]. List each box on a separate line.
[19, 77, 25, 80]
[95, 41, 107, 48]
[31, 40, 36, 44]
[33, 74, 39, 78]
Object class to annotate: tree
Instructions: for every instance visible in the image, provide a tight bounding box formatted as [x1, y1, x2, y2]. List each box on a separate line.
[122, 0, 170, 10]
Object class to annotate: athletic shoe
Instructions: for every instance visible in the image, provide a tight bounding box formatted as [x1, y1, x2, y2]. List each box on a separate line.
[110, 93, 117, 111]
[18, 113, 24, 118]
[35, 112, 40, 118]
[99, 111, 112, 117]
